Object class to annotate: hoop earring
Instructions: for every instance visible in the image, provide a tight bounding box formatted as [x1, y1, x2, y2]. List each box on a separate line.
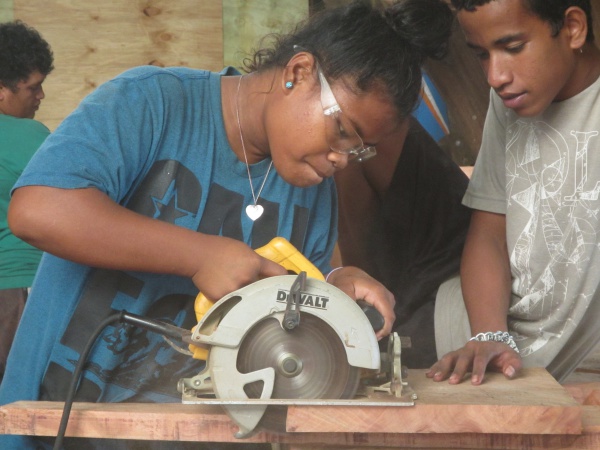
[285, 81, 294, 89]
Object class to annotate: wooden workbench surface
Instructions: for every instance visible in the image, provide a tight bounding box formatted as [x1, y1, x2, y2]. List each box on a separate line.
[288, 367, 580, 434]
[1, 368, 599, 449]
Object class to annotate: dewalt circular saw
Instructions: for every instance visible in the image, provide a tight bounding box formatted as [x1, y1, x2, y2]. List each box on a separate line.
[177, 238, 407, 438]
[50, 238, 408, 448]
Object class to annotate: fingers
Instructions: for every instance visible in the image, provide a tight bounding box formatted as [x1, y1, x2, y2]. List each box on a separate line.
[471, 350, 521, 384]
[469, 351, 490, 385]
[325, 266, 396, 339]
[259, 257, 289, 278]
[191, 239, 287, 299]
[426, 351, 470, 384]
[369, 292, 395, 340]
[503, 364, 517, 379]
[496, 348, 523, 380]
[348, 275, 396, 340]
[427, 342, 523, 385]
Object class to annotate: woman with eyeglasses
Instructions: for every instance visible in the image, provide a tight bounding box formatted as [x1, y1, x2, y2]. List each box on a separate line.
[1, 1, 453, 448]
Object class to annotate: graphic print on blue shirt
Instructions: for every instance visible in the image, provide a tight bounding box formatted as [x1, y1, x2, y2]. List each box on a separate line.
[40, 158, 311, 404]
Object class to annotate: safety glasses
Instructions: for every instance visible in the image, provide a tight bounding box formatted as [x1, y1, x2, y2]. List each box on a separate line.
[317, 65, 377, 163]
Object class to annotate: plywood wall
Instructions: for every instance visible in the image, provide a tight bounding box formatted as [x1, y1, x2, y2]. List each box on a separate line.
[0, 0, 11, 22]
[424, 18, 489, 165]
[10, 0, 223, 131]
[223, 0, 308, 70]
[4, 0, 308, 131]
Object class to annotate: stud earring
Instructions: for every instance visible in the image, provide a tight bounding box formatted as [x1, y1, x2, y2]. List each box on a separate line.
[285, 81, 294, 89]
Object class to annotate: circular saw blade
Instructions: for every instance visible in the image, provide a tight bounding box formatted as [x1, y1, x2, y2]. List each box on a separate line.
[237, 313, 360, 431]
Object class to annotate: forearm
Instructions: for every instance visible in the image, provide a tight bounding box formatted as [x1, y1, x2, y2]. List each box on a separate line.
[460, 210, 511, 334]
[8, 186, 210, 278]
[428, 211, 521, 384]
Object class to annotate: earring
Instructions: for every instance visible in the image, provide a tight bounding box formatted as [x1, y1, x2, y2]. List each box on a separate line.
[285, 81, 294, 89]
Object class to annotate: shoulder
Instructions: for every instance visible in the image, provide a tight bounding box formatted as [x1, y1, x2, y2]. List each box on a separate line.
[0, 115, 50, 140]
[94, 66, 232, 103]
[111, 66, 233, 86]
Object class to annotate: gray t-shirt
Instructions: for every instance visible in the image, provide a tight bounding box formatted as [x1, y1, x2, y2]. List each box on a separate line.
[437, 76, 600, 382]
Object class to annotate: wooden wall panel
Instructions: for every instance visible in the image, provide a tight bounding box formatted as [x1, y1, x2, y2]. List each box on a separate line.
[424, 18, 489, 165]
[12, 0, 223, 131]
[223, 0, 308, 69]
[0, 0, 12, 22]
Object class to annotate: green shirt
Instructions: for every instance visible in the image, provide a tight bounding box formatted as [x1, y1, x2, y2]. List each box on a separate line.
[0, 114, 49, 289]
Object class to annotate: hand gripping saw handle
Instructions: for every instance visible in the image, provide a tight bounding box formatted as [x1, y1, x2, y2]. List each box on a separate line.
[190, 237, 324, 360]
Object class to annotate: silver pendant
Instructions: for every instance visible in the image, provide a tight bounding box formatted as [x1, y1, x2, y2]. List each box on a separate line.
[246, 204, 264, 221]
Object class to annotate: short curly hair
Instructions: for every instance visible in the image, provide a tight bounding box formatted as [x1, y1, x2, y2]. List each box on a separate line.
[450, 0, 594, 42]
[0, 20, 54, 91]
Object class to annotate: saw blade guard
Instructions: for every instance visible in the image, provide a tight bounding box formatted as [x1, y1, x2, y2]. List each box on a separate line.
[190, 275, 380, 370]
[190, 274, 380, 437]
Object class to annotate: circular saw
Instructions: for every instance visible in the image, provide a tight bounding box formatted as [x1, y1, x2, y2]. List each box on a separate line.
[180, 272, 380, 437]
[176, 238, 407, 438]
[48, 240, 408, 444]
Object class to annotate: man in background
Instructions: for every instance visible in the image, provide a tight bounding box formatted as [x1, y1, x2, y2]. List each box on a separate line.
[0, 20, 54, 383]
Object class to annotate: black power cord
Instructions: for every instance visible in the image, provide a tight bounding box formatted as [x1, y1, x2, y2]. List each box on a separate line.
[52, 303, 381, 448]
[52, 310, 191, 450]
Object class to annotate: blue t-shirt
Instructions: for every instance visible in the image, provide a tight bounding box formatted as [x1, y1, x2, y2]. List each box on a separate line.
[0, 66, 337, 449]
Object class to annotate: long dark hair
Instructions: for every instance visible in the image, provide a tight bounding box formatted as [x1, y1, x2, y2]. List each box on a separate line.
[244, 0, 453, 120]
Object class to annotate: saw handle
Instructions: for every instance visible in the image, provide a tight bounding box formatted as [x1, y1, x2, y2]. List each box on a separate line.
[194, 237, 324, 322]
[357, 300, 385, 333]
[190, 238, 324, 360]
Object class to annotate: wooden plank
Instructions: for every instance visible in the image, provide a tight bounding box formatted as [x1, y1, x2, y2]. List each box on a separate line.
[0, 402, 273, 443]
[582, 406, 600, 433]
[282, 431, 600, 450]
[286, 368, 582, 434]
[1, 402, 599, 449]
[564, 382, 600, 406]
[0, 368, 592, 449]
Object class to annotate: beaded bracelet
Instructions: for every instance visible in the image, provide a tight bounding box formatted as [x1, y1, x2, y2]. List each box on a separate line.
[469, 331, 520, 354]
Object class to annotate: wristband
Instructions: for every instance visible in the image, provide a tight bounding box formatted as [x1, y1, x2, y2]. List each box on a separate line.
[469, 331, 520, 354]
[325, 266, 344, 282]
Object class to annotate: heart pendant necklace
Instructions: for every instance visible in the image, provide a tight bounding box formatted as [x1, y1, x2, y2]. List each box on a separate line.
[236, 75, 273, 221]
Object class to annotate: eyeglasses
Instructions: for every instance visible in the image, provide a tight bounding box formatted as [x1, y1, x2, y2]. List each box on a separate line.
[317, 65, 377, 163]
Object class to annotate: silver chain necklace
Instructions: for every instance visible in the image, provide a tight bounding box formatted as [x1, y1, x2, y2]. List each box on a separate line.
[236, 75, 273, 221]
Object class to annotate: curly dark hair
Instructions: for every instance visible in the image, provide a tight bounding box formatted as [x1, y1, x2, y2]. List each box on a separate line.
[450, 0, 594, 42]
[0, 20, 54, 91]
[243, 0, 453, 120]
